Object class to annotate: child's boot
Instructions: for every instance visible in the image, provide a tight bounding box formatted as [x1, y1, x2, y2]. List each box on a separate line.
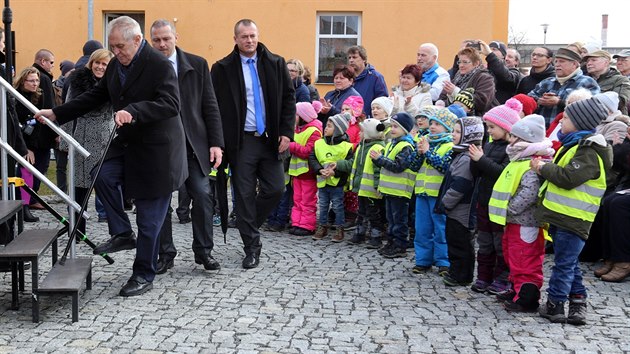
[312, 225, 328, 240]
[367, 228, 383, 249]
[348, 221, 366, 244]
[332, 227, 344, 243]
[503, 283, 539, 312]
[539, 298, 566, 323]
[567, 294, 587, 326]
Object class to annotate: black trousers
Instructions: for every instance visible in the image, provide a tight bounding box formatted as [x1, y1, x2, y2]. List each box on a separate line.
[357, 196, 383, 233]
[601, 192, 630, 262]
[445, 217, 475, 283]
[231, 134, 284, 256]
[159, 156, 216, 261]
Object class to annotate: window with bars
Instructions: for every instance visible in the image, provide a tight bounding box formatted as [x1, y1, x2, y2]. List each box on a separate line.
[316, 13, 361, 84]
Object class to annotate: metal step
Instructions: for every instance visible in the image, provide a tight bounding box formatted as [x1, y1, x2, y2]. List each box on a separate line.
[39, 257, 92, 322]
[0, 200, 21, 224]
[0, 228, 60, 321]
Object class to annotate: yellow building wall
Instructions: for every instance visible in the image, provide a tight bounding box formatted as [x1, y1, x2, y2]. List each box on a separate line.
[9, 0, 508, 95]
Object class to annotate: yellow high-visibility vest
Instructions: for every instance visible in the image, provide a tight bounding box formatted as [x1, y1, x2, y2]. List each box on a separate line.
[488, 160, 530, 225]
[350, 143, 385, 199]
[540, 145, 606, 222]
[378, 140, 416, 198]
[415, 142, 453, 197]
[288, 126, 320, 177]
[314, 139, 353, 188]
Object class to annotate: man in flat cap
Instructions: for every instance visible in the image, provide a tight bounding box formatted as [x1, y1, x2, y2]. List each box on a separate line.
[584, 50, 630, 114]
[528, 47, 600, 127]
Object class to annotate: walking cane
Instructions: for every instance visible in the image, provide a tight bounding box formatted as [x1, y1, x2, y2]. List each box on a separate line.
[21, 185, 114, 264]
[59, 126, 118, 265]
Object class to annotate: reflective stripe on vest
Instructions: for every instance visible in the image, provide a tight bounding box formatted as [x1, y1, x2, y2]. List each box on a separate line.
[288, 126, 319, 177]
[415, 142, 453, 196]
[350, 143, 385, 199]
[488, 160, 531, 225]
[314, 140, 353, 188]
[378, 140, 416, 198]
[540, 145, 606, 222]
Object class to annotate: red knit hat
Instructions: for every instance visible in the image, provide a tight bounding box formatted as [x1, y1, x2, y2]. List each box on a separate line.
[512, 94, 537, 116]
[482, 98, 522, 133]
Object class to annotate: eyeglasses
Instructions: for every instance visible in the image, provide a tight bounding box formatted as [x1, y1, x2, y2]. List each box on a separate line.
[531, 53, 549, 58]
[457, 60, 472, 65]
[25, 79, 40, 83]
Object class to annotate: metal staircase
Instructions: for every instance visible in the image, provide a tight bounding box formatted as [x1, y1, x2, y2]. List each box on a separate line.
[0, 74, 100, 322]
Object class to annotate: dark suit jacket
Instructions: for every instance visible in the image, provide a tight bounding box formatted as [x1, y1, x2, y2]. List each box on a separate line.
[211, 42, 295, 164]
[176, 47, 224, 176]
[53, 41, 188, 199]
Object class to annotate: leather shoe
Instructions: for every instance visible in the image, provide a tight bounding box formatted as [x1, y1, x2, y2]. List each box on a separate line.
[156, 258, 175, 274]
[242, 252, 260, 269]
[93, 231, 137, 255]
[194, 255, 221, 270]
[29, 202, 45, 210]
[119, 275, 153, 296]
[179, 217, 192, 224]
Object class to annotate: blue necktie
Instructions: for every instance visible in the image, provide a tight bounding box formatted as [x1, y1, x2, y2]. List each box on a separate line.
[247, 59, 265, 135]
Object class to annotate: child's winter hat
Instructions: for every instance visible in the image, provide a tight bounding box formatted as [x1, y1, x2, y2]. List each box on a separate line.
[360, 118, 386, 140]
[512, 94, 538, 116]
[447, 104, 467, 118]
[343, 95, 364, 118]
[329, 112, 352, 137]
[454, 88, 475, 111]
[416, 105, 439, 119]
[510, 114, 546, 143]
[483, 98, 523, 133]
[457, 116, 485, 145]
[564, 97, 608, 131]
[296, 100, 323, 123]
[371, 96, 394, 116]
[391, 112, 415, 135]
[429, 108, 458, 132]
[594, 91, 619, 114]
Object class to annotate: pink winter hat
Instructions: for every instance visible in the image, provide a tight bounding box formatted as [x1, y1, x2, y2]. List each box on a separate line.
[343, 95, 364, 118]
[482, 98, 523, 132]
[296, 101, 323, 123]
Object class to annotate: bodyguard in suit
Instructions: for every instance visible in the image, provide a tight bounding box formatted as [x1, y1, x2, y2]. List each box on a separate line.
[211, 19, 295, 268]
[149, 19, 224, 274]
[35, 16, 187, 296]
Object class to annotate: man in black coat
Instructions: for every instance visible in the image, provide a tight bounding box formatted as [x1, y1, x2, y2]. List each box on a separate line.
[211, 19, 295, 269]
[149, 19, 224, 274]
[36, 16, 187, 296]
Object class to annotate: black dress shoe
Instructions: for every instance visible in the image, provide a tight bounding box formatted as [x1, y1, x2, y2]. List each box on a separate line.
[194, 255, 221, 270]
[23, 205, 39, 223]
[119, 276, 153, 297]
[93, 231, 137, 255]
[179, 217, 192, 224]
[156, 258, 175, 274]
[242, 252, 260, 269]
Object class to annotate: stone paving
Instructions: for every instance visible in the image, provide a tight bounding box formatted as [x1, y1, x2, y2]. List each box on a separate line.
[0, 196, 629, 353]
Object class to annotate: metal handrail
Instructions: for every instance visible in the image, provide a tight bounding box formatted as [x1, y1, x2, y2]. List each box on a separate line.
[0, 76, 90, 158]
[0, 140, 84, 214]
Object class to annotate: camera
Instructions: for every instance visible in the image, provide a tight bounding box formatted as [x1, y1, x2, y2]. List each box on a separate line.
[466, 40, 481, 50]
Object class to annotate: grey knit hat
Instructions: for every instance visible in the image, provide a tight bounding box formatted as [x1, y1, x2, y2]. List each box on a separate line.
[564, 97, 608, 131]
[510, 114, 546, 143]
[458, 117, 484, 145]
[329, 113, 352, 137]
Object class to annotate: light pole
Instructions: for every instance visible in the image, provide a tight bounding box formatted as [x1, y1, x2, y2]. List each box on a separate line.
[541, 23, 549, 46]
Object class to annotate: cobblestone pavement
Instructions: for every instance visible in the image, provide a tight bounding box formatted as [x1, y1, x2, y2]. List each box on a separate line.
[0, 196, 629, 353]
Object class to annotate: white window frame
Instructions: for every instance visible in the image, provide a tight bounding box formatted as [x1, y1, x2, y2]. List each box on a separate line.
[315, 12, 361, 84]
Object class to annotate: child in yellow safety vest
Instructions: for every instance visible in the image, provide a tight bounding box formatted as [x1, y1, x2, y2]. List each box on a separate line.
[532, 98, 612, 326]
[408, 108, 457, 275]
[330, 118, 387, 248]
[371, 112, 416, 258]
[287, 101, 323, 236]
[488, 114, 554, 312]
[469, 98, 523, 295]
[309, 113, 354, 242]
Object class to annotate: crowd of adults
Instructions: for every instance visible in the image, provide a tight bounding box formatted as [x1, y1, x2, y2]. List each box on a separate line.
[1, 17, 629, 295]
